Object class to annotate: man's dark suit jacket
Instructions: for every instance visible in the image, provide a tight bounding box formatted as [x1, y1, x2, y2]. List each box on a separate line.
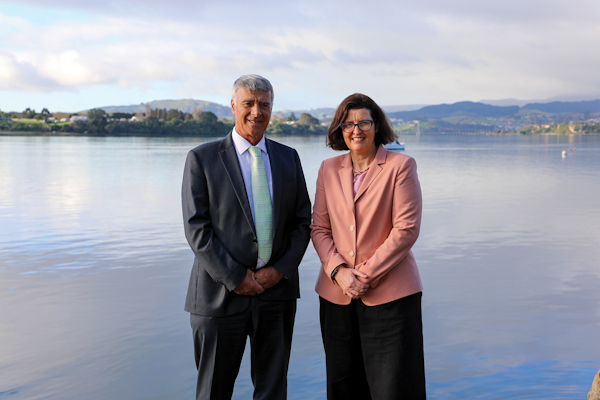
[182, 132, 311, 317]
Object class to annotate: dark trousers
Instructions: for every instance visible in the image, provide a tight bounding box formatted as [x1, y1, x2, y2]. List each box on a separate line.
[320, 293, 426, 400]
[190, 298, 296, 400]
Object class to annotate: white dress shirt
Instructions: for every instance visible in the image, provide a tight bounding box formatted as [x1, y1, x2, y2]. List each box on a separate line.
[231, 128, 273, 267]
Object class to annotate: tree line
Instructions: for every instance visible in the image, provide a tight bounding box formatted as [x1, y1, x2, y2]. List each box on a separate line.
[519, 122, 600, 135]
[0, 107, 327, 136]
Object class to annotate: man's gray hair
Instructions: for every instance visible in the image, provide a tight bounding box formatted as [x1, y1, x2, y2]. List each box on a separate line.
[232, 74, 274, 105]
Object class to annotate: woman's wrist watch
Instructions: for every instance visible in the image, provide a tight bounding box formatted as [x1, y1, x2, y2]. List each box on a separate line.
[331, 264, 344, 282]
[331, 266, 339, 281]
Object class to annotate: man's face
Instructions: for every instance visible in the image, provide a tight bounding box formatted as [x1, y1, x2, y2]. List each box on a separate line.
[231, 88, 272, 145]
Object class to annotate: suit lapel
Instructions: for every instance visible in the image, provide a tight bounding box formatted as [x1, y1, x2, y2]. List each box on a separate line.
[218, 132, 256, 236]
[266, 139, 282, 235]
[338, 153, 356, 214]
[354, 146, 387, 202]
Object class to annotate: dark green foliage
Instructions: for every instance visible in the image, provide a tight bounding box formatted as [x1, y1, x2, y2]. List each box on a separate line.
[110, 112, 135, 119]
[22, 108, 37, 119]
[3, 105, 316, 136]
[148, 108, 191, 121]
[1, 108, 231, 136]
[296, 113, 320, 126]
[267, 119, 326, 136]
[519, 122, 600, 134]
[71, 120, 87, 133]
[102, 112, 230, 136]
[166, 109, 183, 120]
[87, 109, 108, 133]
[0, 119, 48, 132]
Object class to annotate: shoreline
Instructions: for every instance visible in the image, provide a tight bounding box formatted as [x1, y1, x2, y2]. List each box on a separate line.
[2, 131, 600, 137]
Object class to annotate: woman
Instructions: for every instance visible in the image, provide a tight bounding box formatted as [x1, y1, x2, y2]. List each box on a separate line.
[311, 93, 425, 399]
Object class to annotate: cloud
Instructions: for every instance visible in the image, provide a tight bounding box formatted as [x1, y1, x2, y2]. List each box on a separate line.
[38, 50, 114, 86]
[0, 11, 334, 92]
[0, 52, 61, 91]
[333, 48, 421, 66]
[1, 0, 600, 110]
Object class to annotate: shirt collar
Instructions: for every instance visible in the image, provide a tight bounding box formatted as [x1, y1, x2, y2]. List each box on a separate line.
[232, 127, 268, 156]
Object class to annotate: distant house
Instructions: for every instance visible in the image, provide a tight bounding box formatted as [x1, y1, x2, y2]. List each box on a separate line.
[130, 116, 140, 122]
[70, 116, 88, 123]
[60, 118, 69, 122]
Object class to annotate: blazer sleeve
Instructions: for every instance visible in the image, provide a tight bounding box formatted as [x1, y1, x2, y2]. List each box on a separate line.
[269, 149, 312, 279]
[311, 161, 348, 281]
[182, 149, 247, 292]
[356, 156, 422, 288]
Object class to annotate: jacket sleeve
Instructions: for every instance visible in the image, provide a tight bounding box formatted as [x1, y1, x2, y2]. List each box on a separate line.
[356, 156, 422, 288]
[310, 162, 348, 281]
[182, 149, 247, 291]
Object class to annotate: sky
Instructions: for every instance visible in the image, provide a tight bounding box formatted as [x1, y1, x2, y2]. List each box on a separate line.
[1, 0, 600, 113]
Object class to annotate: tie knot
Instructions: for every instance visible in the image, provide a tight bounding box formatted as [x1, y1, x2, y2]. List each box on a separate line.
[248, 146, 262, 158]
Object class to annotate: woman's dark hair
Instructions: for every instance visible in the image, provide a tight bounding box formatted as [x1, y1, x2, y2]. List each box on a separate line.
[326, 93, 397, 151]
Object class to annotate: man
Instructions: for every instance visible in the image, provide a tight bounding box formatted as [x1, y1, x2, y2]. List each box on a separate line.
[182, 74, 311, 400]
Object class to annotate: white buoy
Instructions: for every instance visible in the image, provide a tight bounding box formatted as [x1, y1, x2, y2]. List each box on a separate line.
[562, 150, 567, 157]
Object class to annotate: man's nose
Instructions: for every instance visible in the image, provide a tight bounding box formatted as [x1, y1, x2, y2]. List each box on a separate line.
[251, 104, 262, 116]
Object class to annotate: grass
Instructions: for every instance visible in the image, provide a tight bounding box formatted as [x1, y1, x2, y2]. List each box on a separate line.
[12, 118, 47, 125]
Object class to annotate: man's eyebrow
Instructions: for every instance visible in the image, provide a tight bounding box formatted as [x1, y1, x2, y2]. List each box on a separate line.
[241, 98, 271, 106]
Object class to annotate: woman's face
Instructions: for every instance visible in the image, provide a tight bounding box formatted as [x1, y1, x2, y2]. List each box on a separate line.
[342, 108, 377, 157]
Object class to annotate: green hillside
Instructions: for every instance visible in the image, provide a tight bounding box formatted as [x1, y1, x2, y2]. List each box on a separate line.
[388, 101, 520, 120]
[96, 99, 233, 119]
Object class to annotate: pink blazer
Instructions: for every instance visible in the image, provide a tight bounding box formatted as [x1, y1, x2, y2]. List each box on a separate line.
[311, 145, 423, 306]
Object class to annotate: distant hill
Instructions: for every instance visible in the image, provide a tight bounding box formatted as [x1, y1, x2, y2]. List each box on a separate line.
[90, 97, 600, 122]
[97, 99, 234, 119]
[276, 108, 336, 119]
[387, 101, 519, 120]
[479, 98, 533, 107]
[522, 100, 600, 114]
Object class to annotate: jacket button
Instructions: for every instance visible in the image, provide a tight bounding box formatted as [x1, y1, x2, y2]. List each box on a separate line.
[349, 225, 354, 231]
[349, 250, 354, 257]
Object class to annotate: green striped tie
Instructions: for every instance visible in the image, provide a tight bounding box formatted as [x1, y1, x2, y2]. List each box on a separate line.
[248, 146, 273, 263]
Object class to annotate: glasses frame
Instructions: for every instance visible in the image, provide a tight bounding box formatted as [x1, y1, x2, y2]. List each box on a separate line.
[339, 120, 375, 133]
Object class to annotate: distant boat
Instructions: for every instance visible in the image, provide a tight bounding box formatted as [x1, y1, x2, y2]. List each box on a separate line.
[384, 140, 405, 151]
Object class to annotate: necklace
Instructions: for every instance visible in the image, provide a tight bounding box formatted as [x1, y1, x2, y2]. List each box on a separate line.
[352, 158, 374, 176]
[352, 166, 370, 176]
[353, 166, 370, 183]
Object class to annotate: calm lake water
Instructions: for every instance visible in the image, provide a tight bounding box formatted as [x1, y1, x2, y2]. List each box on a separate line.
[1, 134, 599, 399]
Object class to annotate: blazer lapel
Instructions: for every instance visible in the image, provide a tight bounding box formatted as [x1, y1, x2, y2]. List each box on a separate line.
[338, 153, 356, 214]
[354, 145, 387, 202]
[218, 132, 256, 236]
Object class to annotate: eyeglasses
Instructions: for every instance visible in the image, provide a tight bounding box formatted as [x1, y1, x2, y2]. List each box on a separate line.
[339, 120, 374, 133]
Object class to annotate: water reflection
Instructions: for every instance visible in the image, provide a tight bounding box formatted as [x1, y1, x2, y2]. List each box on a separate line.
[1, 135, 599, 399]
